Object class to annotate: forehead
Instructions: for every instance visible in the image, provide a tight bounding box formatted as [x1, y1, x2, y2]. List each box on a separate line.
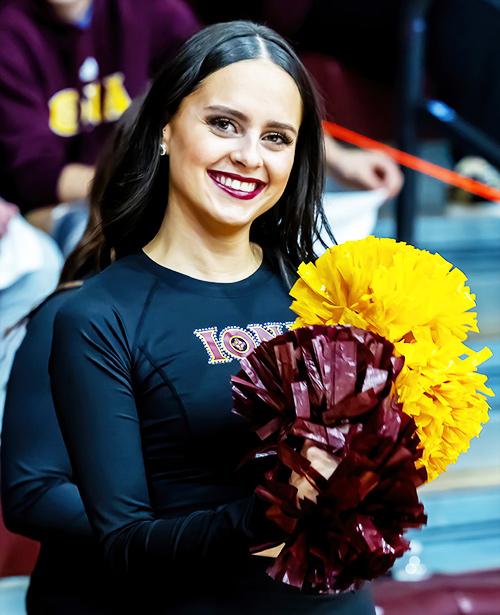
[182, 59, 303, 127]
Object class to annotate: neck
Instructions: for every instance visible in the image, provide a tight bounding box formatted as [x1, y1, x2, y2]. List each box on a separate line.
[50, 0, 91, 24]
[143, 203, 263, 283]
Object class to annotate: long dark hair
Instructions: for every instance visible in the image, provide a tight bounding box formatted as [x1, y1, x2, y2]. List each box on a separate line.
[59, 97, 144, 283]
[98, 21, 334, 284]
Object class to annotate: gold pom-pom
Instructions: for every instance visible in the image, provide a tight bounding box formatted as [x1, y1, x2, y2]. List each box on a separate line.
[290, 236, 493, 481]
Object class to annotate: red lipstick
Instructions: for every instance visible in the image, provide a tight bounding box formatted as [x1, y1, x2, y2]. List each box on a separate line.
[207, 170, 266, 201]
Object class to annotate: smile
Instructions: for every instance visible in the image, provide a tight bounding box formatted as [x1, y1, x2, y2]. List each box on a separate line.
[207, 170, 266, 201]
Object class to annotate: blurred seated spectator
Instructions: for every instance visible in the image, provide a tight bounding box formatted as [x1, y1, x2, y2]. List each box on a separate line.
[0, 0, 201, 251]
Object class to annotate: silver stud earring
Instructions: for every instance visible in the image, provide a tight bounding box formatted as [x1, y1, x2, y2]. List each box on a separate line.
[160, 143, 167, 156]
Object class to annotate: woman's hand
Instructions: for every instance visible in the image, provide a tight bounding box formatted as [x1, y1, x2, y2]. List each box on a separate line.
[289, 441, 338, 507]
[252, 442, 338, 559]
[252, 543, 285, 558]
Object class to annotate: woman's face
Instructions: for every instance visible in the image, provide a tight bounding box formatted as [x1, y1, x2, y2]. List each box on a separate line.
[162, 59, 303, 233]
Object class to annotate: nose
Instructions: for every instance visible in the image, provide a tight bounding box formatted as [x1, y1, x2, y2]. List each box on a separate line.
[229, 133, 263, 169]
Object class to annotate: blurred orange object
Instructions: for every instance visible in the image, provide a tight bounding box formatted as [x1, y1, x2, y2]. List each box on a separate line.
[323, 120, 500, 202]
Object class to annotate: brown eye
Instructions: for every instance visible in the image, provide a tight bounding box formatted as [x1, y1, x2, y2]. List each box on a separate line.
[263, 132, 293, 146]
[207, 117, 237, 134]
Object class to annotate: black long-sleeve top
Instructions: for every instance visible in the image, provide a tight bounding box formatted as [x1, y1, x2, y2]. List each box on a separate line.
[1, 285, 116, 613]
[49, 251, 375, 613]
[2, 287, 90, 540]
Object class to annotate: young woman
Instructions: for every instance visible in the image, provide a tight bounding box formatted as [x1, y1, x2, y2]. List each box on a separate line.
[49, 22, 376, 613]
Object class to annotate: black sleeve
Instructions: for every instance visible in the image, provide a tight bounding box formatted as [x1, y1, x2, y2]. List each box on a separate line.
[1, 291, 92, 541]
[49, 300, 279, 577]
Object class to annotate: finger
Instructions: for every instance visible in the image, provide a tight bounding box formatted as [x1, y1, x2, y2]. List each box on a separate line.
[289, 469, 319, 505]
[389, 166, 404, 197]
[349, 165, 384, 191]
[368, 153, 404, 197]
[305, 446, 339, 480]
[252, 543, 285, 558]
[362, 170, 385, 191]
[377, 162, 404, 197]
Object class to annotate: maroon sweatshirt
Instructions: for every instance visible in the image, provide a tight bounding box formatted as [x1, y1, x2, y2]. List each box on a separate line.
[0, 0, 201, 212]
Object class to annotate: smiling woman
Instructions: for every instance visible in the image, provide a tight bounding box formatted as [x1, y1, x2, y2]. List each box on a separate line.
[97, 21, 332, 284]
[148, 58, 303, 276]
[48, 21, 375, 614]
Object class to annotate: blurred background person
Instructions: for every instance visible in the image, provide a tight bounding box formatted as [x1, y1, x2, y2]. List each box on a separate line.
[0, 0, 201, 255]
[2, 201, 108, 615]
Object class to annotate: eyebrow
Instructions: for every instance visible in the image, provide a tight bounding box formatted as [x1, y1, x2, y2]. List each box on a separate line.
[204, 105, 298, 136]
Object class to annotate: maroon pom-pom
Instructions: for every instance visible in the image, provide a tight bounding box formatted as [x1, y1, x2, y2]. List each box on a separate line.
[232, 325, 427, 594]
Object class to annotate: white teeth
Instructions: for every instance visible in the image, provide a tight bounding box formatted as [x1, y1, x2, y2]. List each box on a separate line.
[215, 174, 258, 193]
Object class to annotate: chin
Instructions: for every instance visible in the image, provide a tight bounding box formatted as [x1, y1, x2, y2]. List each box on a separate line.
[216, 215, 254, 229]
[209, 204, 259, 227]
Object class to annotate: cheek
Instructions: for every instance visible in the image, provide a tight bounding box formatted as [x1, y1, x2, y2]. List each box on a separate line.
[177, 131, 230, 170]
[269, 151, 297, 187]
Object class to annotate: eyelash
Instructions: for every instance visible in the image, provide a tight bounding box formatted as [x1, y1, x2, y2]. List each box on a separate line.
[207, 117, 293, 146]
[208, 117, 236, 133]
[265, 131, 293, 146]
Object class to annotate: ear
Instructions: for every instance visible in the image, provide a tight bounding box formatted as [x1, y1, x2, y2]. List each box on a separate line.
[162, 124, 171, 155]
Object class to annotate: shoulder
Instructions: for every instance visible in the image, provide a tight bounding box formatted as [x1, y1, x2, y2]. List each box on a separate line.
[146, 0, 201, 41]
[0, 1, 30, 26]
[8, 284, 83, 381]
[80, 253, 161, 304]
[28, 283, 82, 327]
[13, 284, 82, 349]
[0, 1, 43, 43]
[0, 1, 51, 75]
[54, 255, 160, 343]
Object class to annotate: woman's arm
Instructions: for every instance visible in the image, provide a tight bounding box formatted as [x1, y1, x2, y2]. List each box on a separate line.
[1, 290, 92, 541]
[49, 297, 280, 577]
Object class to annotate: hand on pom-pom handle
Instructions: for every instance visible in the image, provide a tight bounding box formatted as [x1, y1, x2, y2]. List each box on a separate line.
[253, 443, 338, 559]
[289, 441, 338, 506]
[253, 543, 285, 558]
[233, 325, 427, 593]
